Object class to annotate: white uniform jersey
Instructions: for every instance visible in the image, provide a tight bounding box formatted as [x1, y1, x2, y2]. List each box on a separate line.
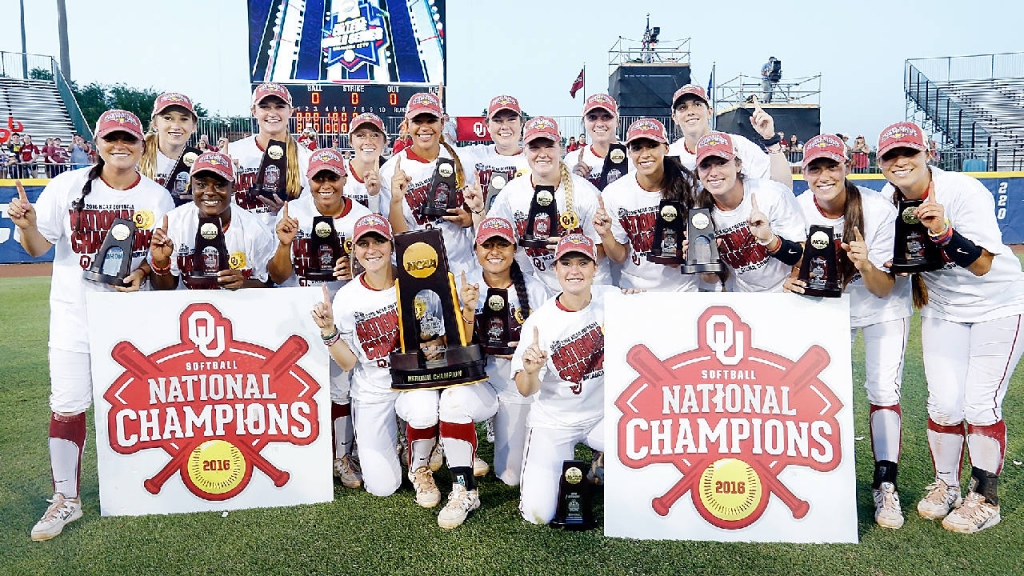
[883, 167, 1024, 323]
[487, 173, 610, 291]
[511, 285, 617, 429]
[333, 276, 401, 402]
[602, 172, 698, 292]
[153, 150, 176, 187]
[713, 177, 806, 293]
[34, 167, 174, 352]
[461, 266, 553, 400]
[343, 160, 382, 213]
[274, 194, 372, 291]
[459, 143, 529, 190]
[567, 144, 635, 189]
[669, 133, 771, 179]
[378, 148, 476, 274]
[796, 186, 912, 328]
[158, 203, 276, 289]
[228, 135, 311, 224]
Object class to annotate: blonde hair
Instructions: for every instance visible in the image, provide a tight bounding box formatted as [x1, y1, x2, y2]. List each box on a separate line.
[285, 133, 302, 199]
[558, 161, 576, 223]
[439, 135, 465, 189]
[138, 131, 160, 180]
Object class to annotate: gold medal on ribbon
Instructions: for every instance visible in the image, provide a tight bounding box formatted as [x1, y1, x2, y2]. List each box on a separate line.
[559, 210, 579, 231]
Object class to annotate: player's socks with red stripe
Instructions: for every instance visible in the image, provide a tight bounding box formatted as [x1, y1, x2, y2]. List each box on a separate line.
[926, 418, 965, 487]
[49, 412, 86, 499]
[966, 421, 1007, 476]
[439, 421, 477, 471]
[869, 404, 902, 464]
[407, 424, 438, 470]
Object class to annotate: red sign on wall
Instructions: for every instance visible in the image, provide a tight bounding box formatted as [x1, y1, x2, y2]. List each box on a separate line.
[456, 116, 491, 143]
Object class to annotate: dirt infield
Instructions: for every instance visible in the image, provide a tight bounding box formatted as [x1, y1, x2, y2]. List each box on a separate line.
[0, 263, 52, 278]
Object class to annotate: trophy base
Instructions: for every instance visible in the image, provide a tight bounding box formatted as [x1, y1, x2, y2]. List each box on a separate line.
[304, 270, 338, 282]
[420, 206, 455, 218]
[255, 188, 288, 203]
[518, 237, 554, 250]
[549, 517, 596, 531]
[390, 344, 488, 391]
[82, 270, 126, 286]
[890, 260, 944, 274]
[647, 253, 684, 265]
[184, 274, 222, 289]
[681, 262, 727, 275]
[483, 344, 517, 356]
[802, 284, 843, 298]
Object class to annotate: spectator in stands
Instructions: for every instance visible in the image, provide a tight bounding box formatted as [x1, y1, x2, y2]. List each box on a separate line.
[198, 134, 212, 152]
[392, 120, 412, 155]
[47, 137, 71, 177]
[9, 133, 24, 175]
[19, 134, 41, 178]
[566, 136, 579, 152]
[851, 135, 871, 173]
[70, 135, 90, 169]
[0, 141, 15, 178]
[578, 133, 587, 147]
[442, 113, 458, 145]
[298, 126, 319, 151]
[216, 136, 229, 153]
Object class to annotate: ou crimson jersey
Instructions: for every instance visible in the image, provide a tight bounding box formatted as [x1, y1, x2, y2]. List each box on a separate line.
[34, 167, 174, 352]
[458, 143, 529, 190]
[511, 285, 618, 429]
[228, 135, 312, 226]
[334, 276, 402, 402]
[668, 133, 772, 178]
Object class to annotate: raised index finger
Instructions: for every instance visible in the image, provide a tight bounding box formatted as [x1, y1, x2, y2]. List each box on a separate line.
[282, 201, 289, 219]
[853, 226, 864, 242]
[749, 192, 760, 212]
[160, 214, 168, 233]
[532, 325, 540, 346]
[394, 156, 402, 172]
[321, 284, 331, 306]
[15, 180, 28, 201]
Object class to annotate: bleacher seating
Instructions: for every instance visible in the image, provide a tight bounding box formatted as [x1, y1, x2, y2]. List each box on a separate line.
[0, 78, 77, 145]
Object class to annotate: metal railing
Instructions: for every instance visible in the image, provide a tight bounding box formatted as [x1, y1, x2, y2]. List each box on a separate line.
[0, 51, 55, 80]
[715, 74, 822, 110]
[0, 51, 92, 139]
[906, 53, 1024, 83]
[608, 36, 690, 74]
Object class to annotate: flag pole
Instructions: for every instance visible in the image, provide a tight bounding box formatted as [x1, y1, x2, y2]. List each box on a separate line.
[711, 62, 717, 130]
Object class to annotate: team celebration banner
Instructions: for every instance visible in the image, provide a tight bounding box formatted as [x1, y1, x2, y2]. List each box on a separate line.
[86, 288, 332, 517]
[604, 293, 858, 543]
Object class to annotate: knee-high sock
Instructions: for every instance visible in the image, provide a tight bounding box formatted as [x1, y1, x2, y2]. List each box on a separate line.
[967, 421, 1006, 476]
[927, 418, 965, 486]
[50, 412, 86, 499]
[406, 424, 438, 471]
[869, 404, 902, 463]
[331, 402, 353, 459]
[440, 421, 477, 470]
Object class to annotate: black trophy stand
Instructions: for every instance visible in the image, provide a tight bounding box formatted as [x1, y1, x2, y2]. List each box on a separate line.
[681, 208, 726, 274]
[82, 218, 137, 285]
[485, 172, 508, 212]
[420, 158, 458, 218]
[519, 185, 559, 249]
[798, 225, 842, 297]
[186, 216, 230, 288]
[478, 287, 516, 356]
[390, 229, 487, 390]
[166, 146, 201, 206]
[306, 216, 342, 281]
[596, 143, 629, 191]
[648, 199, 686, 265]
[550, 460, 595, 530]
[891, 198, 944, 274]
[252, 139, 289, 202]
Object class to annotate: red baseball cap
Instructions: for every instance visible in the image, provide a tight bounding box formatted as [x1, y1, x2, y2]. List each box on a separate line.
[625, 118, 668, 145]
[554, 233, 597, 261]
[695, 132, 736, 165]
[877, 122, 927, 158]
[475, 217, 516, 245]
[252, 83, 293, 107]
[405, 92, 443, 119]
[523, 116, 560, 145]
[152, 92, 196, 118]
[583, 93, 618, 116]
[307, 148, 348, 179]
[671, 84, 709, 108]
[95, 110, 145, 141]
[190, 151, 235, 182]
[488, 95, 522, 118]
[352, 213, 393, 242]
[802, 134, 848, 168]
[348, 112, 386, 136]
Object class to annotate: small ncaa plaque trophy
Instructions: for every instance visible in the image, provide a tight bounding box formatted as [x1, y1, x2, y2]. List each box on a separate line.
[647, 200, 685, 264]
[166, 146, 201, 206]
[485, 172, 508, 211]
[390, 229, 487, 390]
[550, 460, 594, 530]
[596, 143, 629, 191]
[253, 139, 288, 202]
[187, 216, 229, 288]
[681, 208, 726, 274]
[83, 218, 136, 285]
[891, 199, 943, 273]
[519, 185, 559, 248]
[478, 288, 516, 355]
[798, 225, 842, 297]
[306, 216, 342, 281]
[420, 158, 458, 217]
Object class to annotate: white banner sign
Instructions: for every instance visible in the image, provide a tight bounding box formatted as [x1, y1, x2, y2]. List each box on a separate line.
[604, 292, 857, 543]
[87, 288, 332, 517]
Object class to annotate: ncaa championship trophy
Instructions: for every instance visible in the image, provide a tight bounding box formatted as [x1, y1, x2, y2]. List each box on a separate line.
[520, 185, 559, 248]
[485, 172, 508, 212]
[252, 139, 289, 202]
[186, 216, 230, 288]
[477, 288, 516, 356]
[83, 218, 137, 285]
[420, 158, 459, 217]
[165, 146, 201, 206]
[596, 142, 629, 191]
[306, 216, 344, 281]
[891, 198, 944, 273]
[681, 208, 726, 274]
[647, 199, 686, 264]
[797, 225, 842, 297]
[551, 460, 595, 530]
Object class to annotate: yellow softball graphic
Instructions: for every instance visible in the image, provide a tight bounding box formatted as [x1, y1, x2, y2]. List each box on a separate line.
[187, 440, 246, 496]
[229, 252, 247, 270]
[698, 458, 762, 522]
[133, 210, 155, 230]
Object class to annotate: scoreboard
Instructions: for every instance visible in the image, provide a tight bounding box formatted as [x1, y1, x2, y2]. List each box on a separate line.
[272, 83, 437, 135]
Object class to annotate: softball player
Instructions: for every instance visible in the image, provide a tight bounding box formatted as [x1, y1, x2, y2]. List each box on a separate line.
[568, 94, 633, 188]
[667, 85, 793, 190]
[149, 151, 276, 291]
[458, 95, 529, 194]
[8, 110, 175, 541]
[594, 118, 699, 292]
[344, 113, 387, 212]
[138, 92, 198, 204]
[785, 134, 912, 529]
[877, 122, 1024, 534]
[692, 132, 805, 292]
[512, 234, 616, 524]
[268, 148, 372, 488]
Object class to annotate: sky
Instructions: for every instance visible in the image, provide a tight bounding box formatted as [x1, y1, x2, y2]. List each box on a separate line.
[1, 0, 1022, 143]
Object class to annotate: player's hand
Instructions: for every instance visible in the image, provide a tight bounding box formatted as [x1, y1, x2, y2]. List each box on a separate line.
[572, 160, 591, 179]
[150, 215, 174, 267]
[258, 193, 287, 215]
[420, 336, 445, 361]
[275, 202, 299, 246]
[443, 203, 473, 228]
[217, 268, 246, 291]
[914, 199, 947, 235]
[115, 267, 147, 293]
[593, 196, 613, 239]
[460, 270, 480, 311]
[463, 182, 484, 214]
[391, 156, 410, 201]
[620, 288, 647, 294]
[8, 180, 36, 229]
[783, 275, 806, 294]
[749, 95, 776, 139]
[746, 192, 774, 244]
[841, 226, 869, 271]
[333, 255, 352, 281]
[311, 284, 337, 334]
[364, 167, 382, 197]
[522, 326, 548, 375]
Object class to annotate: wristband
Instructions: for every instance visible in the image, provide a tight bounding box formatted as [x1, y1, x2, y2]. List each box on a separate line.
[770, 237, 803, 266]
[760, 134, 781, 149]
[756, 233, 775, 246]
[941, 229, 983, 268]
[462, 315, 475, 324]
[321, 326, 339, 342]
[152, 260, 171, 276]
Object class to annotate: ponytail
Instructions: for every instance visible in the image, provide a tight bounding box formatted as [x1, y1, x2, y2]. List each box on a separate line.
[888, 183, 929, 307]
[440, 135, 465, 189]
[285, 133, 302, 199]
[838, 180, 865, 290]
[661, 155, 697, 205]
[73, 159, 106, 233]
[509, 260, 531, 323]
[138, 132, 159, 180]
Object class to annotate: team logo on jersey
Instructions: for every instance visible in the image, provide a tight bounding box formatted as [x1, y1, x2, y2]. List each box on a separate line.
[614, 307, 843, 529]
[102, 303, 320, 500]
[132, 210, 155, 230]
[229, 252, 247, 270]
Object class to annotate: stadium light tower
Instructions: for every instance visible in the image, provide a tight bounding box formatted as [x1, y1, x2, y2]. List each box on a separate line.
[57, 0, 71, 80]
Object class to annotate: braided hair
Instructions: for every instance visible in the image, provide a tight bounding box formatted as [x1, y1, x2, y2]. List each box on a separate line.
[72, 159, 106, 233]
[509, 260, 531, 323]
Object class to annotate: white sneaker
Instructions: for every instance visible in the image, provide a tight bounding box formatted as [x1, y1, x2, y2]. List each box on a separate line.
[437, 484, 481, 529]
[409, 466, 441, 508]
[942, 491, 1001, 534]
[30, 493, 82, 542]
[485, 417, 496, 443]
[872, 482, 904, 529]
[473, 456, 490, 477]
[429, 442, 444, 473]
[918, 478, 962, 520]
[333, 455, 362, 489]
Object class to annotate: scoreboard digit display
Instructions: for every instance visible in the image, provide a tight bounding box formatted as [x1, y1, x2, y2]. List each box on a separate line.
[268, 84, 436, 134]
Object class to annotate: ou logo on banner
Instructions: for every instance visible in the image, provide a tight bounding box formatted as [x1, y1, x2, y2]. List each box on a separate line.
[473, 121, 487, 138]
[706, 313, 743, 365]
[188, 310, 225, 357]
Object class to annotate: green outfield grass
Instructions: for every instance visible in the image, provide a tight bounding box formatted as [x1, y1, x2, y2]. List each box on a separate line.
[1, 275, 1022, 576]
